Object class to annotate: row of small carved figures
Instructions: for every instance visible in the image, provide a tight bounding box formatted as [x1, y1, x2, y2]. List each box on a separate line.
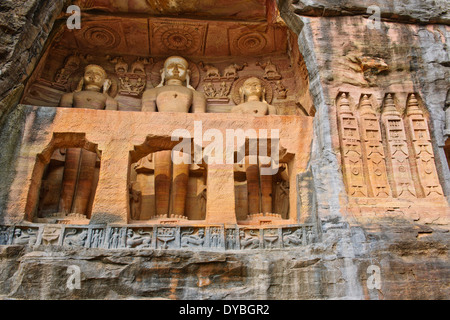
[0, 224, 317, 251]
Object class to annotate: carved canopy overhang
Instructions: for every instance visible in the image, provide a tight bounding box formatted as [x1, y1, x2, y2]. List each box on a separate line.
[23, 3, 315, 115]
[52, 13, 288, 58]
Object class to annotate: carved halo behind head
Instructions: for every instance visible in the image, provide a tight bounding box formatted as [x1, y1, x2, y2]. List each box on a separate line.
[69, 65, 118, 97]
[231, 75, 273, 105]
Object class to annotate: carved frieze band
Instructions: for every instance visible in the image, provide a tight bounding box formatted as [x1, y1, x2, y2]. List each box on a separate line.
[0, 224, 317, 251]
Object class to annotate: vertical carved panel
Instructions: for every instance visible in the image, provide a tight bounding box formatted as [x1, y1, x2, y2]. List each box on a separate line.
[381, 94, 416, 198]
[337, 93, 367, 197]
[405, 94, 443, 197]
[358, 95, 391, 198]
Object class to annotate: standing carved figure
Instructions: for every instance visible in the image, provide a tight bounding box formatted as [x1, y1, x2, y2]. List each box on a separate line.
[58, 65, 117, 218]
[129, 182, 142, 220]
[231, 77, 277, 216]
[142, 56, 206, 219]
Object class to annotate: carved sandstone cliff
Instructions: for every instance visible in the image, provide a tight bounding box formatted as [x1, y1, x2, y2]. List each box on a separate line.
[0, 0, 448, 300]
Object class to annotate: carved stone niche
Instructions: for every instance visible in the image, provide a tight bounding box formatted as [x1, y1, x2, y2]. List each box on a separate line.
[235, 160, 290, 225]
[233, 134, 292, 226]
[129, 151, 207, 223]
[35, 148, 100, 224]
[26, 133, 102, 225]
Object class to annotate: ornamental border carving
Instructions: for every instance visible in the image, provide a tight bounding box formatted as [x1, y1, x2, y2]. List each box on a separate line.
[0, 223, 317, 251]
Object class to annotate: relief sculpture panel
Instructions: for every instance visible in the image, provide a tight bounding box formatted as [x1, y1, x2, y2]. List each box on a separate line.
[357, 95, 391, 198]
[405, 94, 443, 198]
[381, 94, 416, 198]
[337, 93, 368, 197]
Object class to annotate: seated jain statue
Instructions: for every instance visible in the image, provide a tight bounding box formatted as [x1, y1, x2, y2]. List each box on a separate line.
[231, 77, 277, 116]
[59, 64, 118, 110]
[142, 56, 206, 113]
[141, 56, 207, 219]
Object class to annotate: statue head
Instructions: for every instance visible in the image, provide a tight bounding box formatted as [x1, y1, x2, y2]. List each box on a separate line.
[76, 64, 111, 93]
[158, 56, 193, 88]
[240, 77, 266, 103]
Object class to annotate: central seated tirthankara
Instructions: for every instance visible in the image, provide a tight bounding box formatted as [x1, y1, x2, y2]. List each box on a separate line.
[1, 56, 315, 251]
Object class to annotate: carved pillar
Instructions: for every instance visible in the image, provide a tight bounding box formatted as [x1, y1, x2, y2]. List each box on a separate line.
[206, 163, 237, 224]
[358, 95, 391, 198]
[405, 94, 443, 197]
[246, 160, 260, 214]
[90, 141, 131, 224]
[337, 93, 368, 197]
[381, 94, 416, 198]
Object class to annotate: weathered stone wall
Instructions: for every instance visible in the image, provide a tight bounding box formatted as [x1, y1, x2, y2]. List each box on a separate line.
[0, 0, 67, 122]
[0, 0, 448, 300]
[288, 0, 450, 24]
[279, 0, 450, 208]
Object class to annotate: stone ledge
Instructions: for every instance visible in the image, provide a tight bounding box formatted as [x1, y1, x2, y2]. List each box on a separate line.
[284, 0, 450, 25]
